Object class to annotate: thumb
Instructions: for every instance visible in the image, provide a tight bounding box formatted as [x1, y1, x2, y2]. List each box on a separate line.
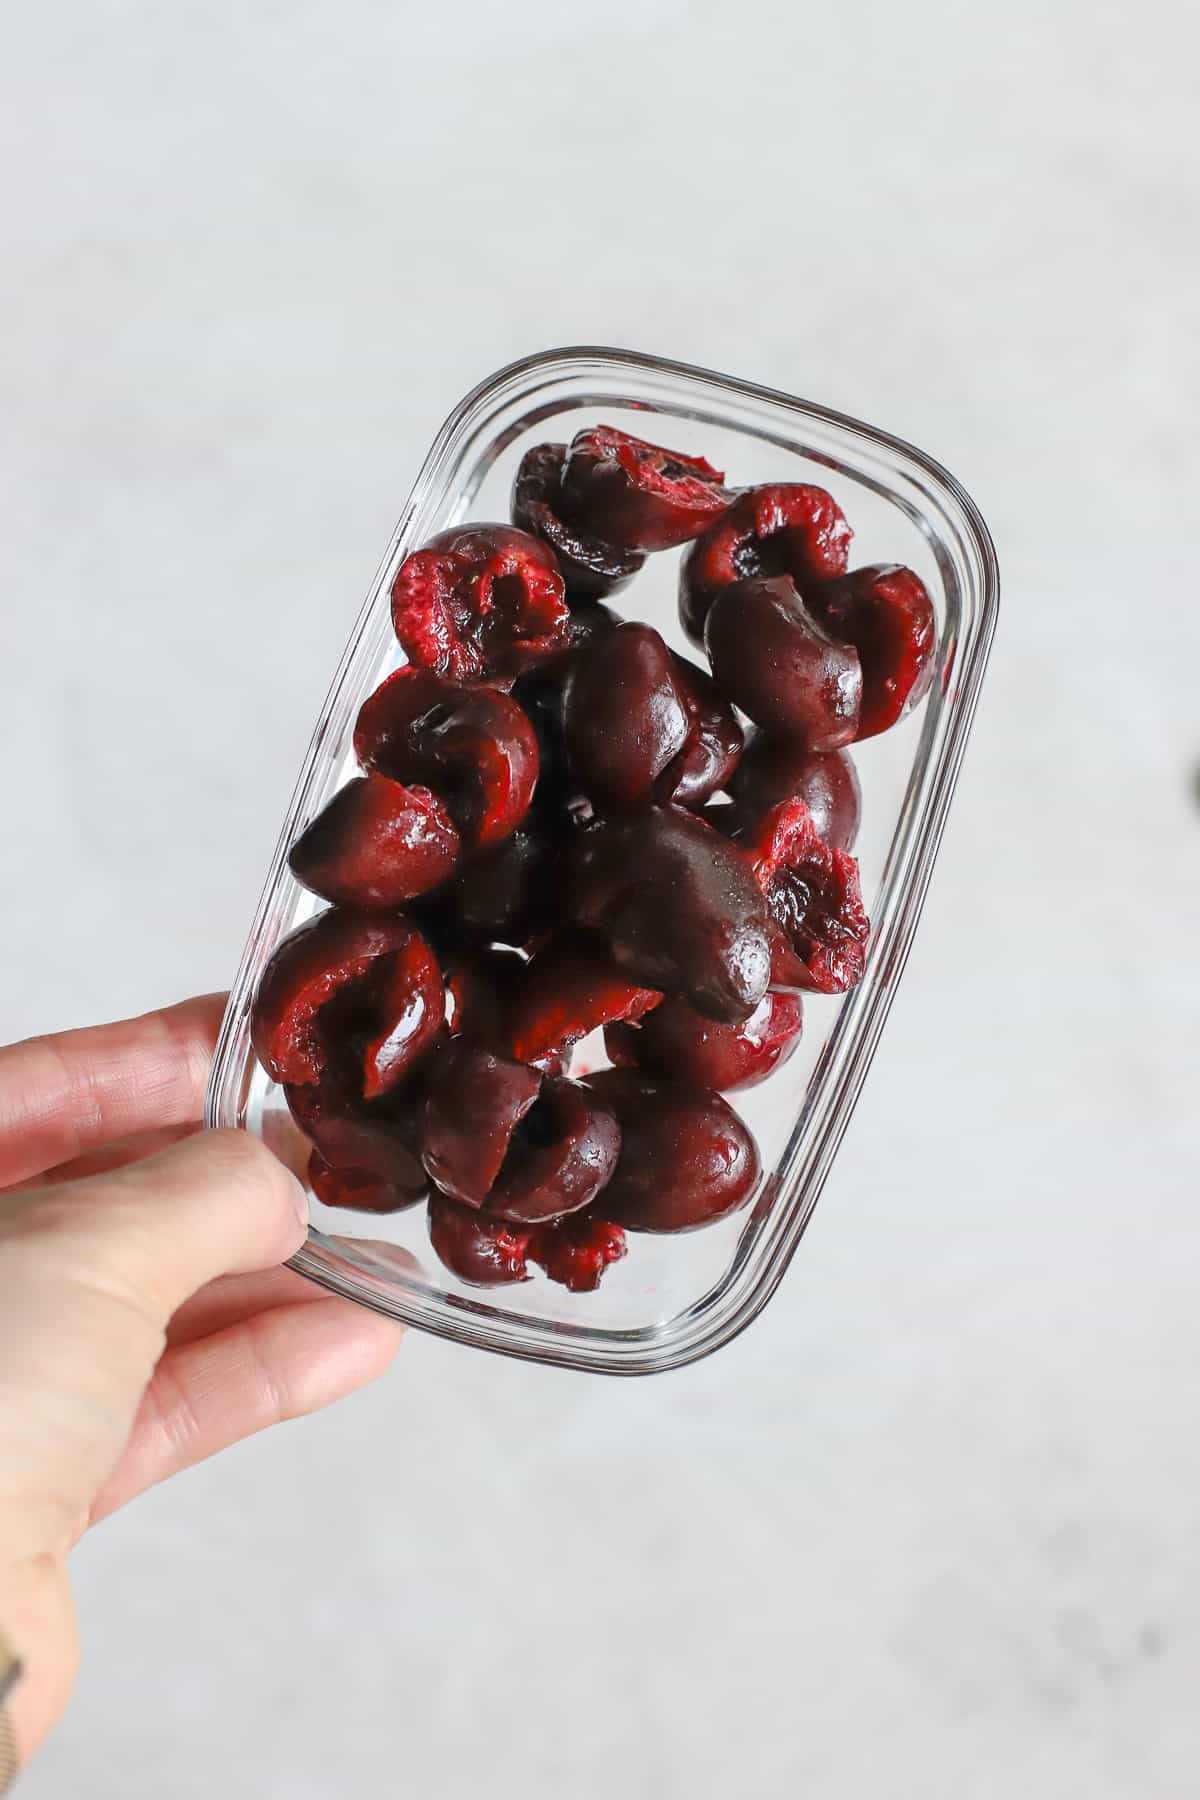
[41, 1127, 311, 1326]
[0, 1130, 309, 1550]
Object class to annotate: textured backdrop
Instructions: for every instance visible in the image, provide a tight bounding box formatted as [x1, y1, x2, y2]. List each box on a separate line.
[4, 1, 1199, 1794]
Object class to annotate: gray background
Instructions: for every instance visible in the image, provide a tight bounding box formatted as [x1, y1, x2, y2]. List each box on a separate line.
[4, 0, 1198, 1794]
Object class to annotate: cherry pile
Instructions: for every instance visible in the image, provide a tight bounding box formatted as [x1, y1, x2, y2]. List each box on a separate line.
[251, 425, 936, 1294]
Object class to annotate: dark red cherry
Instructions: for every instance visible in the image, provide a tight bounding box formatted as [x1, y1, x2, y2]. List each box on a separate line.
[679, 482, 852, 642]
[354, 668, 539, 852]
[427, 1193, 532, 1286]
[728, 735, 861, 851]
[285, 1067, 430, 1203]
[504, 932, 662, 1071]
[390, 523, 568, 682]
[562, 623, 691, 812]
[420, 1040, 620, 1224]
[560, 426, 731, 551]
[809, 564, 936, 739]
[433, 823, 561, 949]
[584, 1069, 761, 1232]
[288, 773, 461, 909]
[511, 442, 646, 602]
[308, 1152, 425, 1215]
[705, 575, 862, 749]
[421, 1040, 540, 1206]
[485, 1079, 621, 1225]
[512, 607, 620, 820]
[444, 942, 531, 1049]
[605, 986, 803, 1092]
[250, 910, 444, 1099]
[741, 799, 870, 995]
[569, 807, 772, 1022]
[529, 1213, 627, 1292]
[667, 653, 743, 808]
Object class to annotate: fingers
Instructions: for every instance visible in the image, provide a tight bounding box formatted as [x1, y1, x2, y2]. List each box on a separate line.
[16, 1130, 312, 1332]
[165, 1266, 317, 1348]
[2, 1122, 203, 1195]
[0, 995, 227, 1189]
[89, 1296, 403, 1523]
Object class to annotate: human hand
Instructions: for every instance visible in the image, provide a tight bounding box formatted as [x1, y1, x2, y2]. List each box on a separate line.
[0, 995, 402, 1773]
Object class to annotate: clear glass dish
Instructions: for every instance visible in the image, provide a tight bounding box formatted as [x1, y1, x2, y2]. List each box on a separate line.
[205, 346, 999, 1376]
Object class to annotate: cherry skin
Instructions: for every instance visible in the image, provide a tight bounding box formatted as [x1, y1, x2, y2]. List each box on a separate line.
[444, 942, 532, 1051]
[424, 822, 561, 951]
[666, 653, 743, 809]
[809, 564, 936, 739]
[704, 575, 862, 749]
[427, 1194, 532, 1286]
[559, 426, 731, 551]
[679, 481, 852, 643]
[484, 1078, 621, 1225]
[420, 1040, 620, 1224]
[250, 909, 444, 1100]
[605, 985, 803, 1093]
[354, 668, 539, 852]
[285, 1066, 431, 1204]
[728, 735, 861, 852]
[584, 1069, 761, 1232]
[562, 622, 691, 812]
[289, 773, 461, 909]
[390, 523, 568, 682]
[511, 442, 645, 602]
[570, 806, 773, 1023]
[308, 1152, 426, 1215]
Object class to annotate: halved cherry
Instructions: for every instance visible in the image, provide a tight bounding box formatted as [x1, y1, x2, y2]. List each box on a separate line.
[431, 817, 564, 950]
[420, 1040, 620, 1224]
[569, 807, 773, 1023]
[529, 1213, 627, 1292]
[354, 668, 539, 851]
[728, 734, 861, 852]
[511, 442, 646, 602]
[560, 426, 731, 551]
[485, 1079, 621, 1225]
[504, 931, 662, 1070]
[427, 1193, 532, 1286]
[605, 985, 803, 1093]
[250, 909, 444, 1098]
[288, 773, 461, 909]
[285, 1067, 430, 1202]
[584, 1069, 761, 1232]
[679, 482, 852, 642]
[308, 1152, 426, 1216]
[421, 1040, 541, 1206]
[444, 941, 532, 1050]
[562, 622, 691, 812]
[514, 605, 621, 819]
[741, 798, 870, 995]
[809, 564, 936, 739]
[390, 523, 569, 682]
[667, 652, 743, 808]
[705, 575, 862, 748]
[559, 624, 743, 815]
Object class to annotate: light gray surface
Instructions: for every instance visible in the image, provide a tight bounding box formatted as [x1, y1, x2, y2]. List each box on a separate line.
[3, 1, 1198, 1794]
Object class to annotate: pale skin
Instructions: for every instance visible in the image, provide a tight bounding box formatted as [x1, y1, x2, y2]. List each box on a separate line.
[0, 994, 404, 1769]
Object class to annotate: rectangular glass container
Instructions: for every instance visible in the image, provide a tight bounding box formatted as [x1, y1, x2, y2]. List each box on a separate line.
[206, 346, 999, 1375]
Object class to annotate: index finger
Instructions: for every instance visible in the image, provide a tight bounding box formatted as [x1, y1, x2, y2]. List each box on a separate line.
[0, 995, 227, 1189]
